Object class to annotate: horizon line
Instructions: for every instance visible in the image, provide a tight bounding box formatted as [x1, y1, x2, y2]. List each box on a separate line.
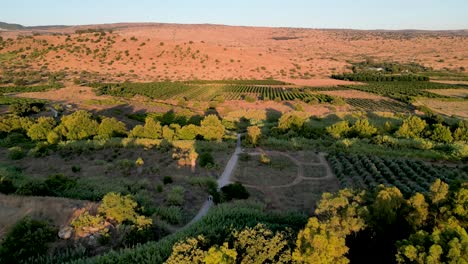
[2, 21, 467, 32]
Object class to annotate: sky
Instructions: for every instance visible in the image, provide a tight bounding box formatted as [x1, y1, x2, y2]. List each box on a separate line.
[1, 0, 467, 30]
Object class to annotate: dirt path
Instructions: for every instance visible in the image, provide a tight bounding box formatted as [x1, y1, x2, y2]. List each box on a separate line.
[183, 134, 242, 229]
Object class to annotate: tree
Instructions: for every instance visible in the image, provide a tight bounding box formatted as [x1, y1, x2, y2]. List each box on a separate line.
[204, 243, 237, 264]
[166, 236, 207, 264]
[453, 121, 468, 142]
[350, 119, 377, 138]
[293, 217, 350, 264]
[98, 192, 151, 227]
[406, 193, 429, 230]
[27, 117, 56, 141]
[247, 125, 261, 146]
[431, 124, 453, 143]
[326, 121, 350, 139]
[177, 124, 200, 140]
[162, 125, 175, 141]
[396, 222, 468, 264]
[129, 117, 162, 139]
[429, 179, 449, 205]
[221, 182, 249, 201]
[395, 116, 427, 139]
[56, 110, 98, 140]
[200, 115, 225, 141]
[232, 224, 292, 263]
[98, 117, 127, 139]
[277, 113, 306, 132]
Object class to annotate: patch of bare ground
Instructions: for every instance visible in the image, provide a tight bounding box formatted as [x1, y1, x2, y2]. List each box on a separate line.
[0, 194, 90, 238]
[415, 98, 468, 119]
[431, 80, 468, 85]
[233, 150, 339, 214]
[426, 89, 468, 98]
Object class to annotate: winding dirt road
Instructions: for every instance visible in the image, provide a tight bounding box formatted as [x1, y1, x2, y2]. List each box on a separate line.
[184, 134, 242, 228]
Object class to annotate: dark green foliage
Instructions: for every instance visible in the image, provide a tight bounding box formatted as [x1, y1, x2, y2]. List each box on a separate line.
[0, 217, 56, 263]
[8, 146, 25, 160]
[72, 165, 81, 173]
[15, 180, 51, 196]
[199, 152, 215, 168]
[122, 224, 170, 247]
[0, 176, 16, 194]
[44, 174, 77, 196]
[331, 73, 429, 82]
[8, 101, 44, 116]
[221, 182, 250, 201]
[163, 176, 173, 185]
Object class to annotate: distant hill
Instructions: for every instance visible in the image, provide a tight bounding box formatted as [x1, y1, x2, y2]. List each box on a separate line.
[0, 21, 25, 30]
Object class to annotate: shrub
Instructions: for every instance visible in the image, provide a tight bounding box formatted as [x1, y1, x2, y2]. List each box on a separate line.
[71, 165, 81, 173]
[244, 95, 256, 103]
[8, 146, 25, 160]
[122, 223, 170, 247]
[57, 110, 99, 140]
[0, 176, 16, 194]
[199, 152, 215, 168]
[221, 182, 249, 201]
[395, 116, 427, 139]
[97, 117, 127, 139]
[16, 181, 51, 196]
[163, 176, 173, 185]
[155, 206, 183, 225]
[200, 115, 225, 141]
[27, 117, 56, 141]
[247, 126, 261, 146]
[0, 217, 56, 263]
[259, 153, 271, 164]
[99, 192, 148, 225]
[44, 174, 76, 195]
[71, 212, 106, 231]
[166, 186, 185, 206]
[326, 121, 350, 139]
[239, 153, 251, 162]
[350, 119, 377, 138]
[431, 124, 453, 143]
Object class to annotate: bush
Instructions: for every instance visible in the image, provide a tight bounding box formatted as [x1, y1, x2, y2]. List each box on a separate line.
[166, 186, 185, 206]
[0, 217, 56, 263]
[15, 181, 51, 196]
[155, 206, 183, 225]
[199, 152, 215, 168]
[122, 223, 170, 247]
[0, 176, 16, 194]
[259, 153, 271, 164]
[220, 182, 249, 201]
[163, 176, 173, 185]
[44, 174, 77, 195]
[71, 165, 81, 173]
[244, 95, 256, 103]
[8, 146, 25, 160]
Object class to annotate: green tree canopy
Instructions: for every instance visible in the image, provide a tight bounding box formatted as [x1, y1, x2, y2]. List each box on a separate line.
[56, 110, 99, 140]
[200, 115, 225, 141]
[395, 116, 427, 139]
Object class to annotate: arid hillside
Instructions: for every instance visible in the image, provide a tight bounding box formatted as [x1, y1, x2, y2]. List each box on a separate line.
[0, 23, 467, 84]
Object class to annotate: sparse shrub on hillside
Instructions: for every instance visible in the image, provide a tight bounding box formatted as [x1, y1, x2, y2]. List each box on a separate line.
[430, 124, 453, 143]
[395, 116, 427, 139]
[326, 121, 351, 139]
[97, 117, 127, 139]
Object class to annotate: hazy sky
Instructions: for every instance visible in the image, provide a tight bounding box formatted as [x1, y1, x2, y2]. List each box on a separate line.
[2, 0, 467, 29]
